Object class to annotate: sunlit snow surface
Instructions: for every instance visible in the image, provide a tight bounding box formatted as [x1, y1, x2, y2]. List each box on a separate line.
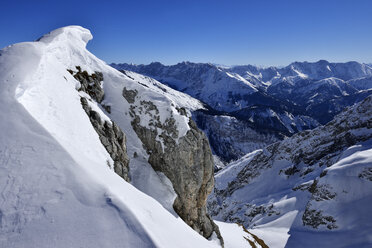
[211, 125, 372, 247]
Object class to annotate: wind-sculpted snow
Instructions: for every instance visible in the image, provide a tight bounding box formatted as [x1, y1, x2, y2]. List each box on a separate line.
[37, 25, 93, 47]
[208, 95, 372, 247]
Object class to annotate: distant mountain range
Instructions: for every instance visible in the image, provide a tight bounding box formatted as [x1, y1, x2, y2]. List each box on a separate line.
[112, 61, 372, 163]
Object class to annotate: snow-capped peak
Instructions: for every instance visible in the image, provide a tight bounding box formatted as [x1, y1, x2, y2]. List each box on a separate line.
[1, 26, 246, 248]
[37, 25, 92, 47]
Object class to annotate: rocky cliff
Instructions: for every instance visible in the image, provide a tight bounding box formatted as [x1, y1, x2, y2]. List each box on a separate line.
[67, 64, 223, 243]
[122, 81, 223, 244]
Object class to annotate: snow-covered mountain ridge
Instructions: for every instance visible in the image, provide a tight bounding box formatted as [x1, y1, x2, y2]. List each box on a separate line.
[112, 60, 372, 117]
[0, 26, 269, 247]
[112, 61, 372, 163]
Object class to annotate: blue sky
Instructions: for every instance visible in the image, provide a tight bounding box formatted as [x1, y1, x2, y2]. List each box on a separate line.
[1, 0, 371, 66]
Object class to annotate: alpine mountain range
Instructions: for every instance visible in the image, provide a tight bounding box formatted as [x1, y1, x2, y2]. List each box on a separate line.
[112, 61, 372, 165]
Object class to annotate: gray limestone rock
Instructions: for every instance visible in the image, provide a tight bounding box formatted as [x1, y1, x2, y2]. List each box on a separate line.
[122, 87, 138, 104]
[68, 66, 105, 103]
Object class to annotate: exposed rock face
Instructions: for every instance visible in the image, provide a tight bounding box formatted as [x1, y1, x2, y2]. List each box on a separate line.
[68, 66, 105, 103]
[122, 87, 138, 104]
[69, 67, 130, 182]
[81, 97, 130, 182]
[124, 91, 223, 245]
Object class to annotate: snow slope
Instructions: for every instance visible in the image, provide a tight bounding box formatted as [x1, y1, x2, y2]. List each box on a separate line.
[209, 95, 372, 247]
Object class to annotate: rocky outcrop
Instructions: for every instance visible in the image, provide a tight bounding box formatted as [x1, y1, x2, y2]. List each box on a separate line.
[122, 87, 138, 104]
[359, 167, 372, 181]
[124, 91, 223, 245]
[69, 67, 130, 182]
[302, 207, 337, 230]
[81, 97, 130, 182]
[68, 66, 104, 103]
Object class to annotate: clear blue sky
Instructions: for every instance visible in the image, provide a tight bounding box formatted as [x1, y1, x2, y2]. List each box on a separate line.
[1, 0, 371, 66]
